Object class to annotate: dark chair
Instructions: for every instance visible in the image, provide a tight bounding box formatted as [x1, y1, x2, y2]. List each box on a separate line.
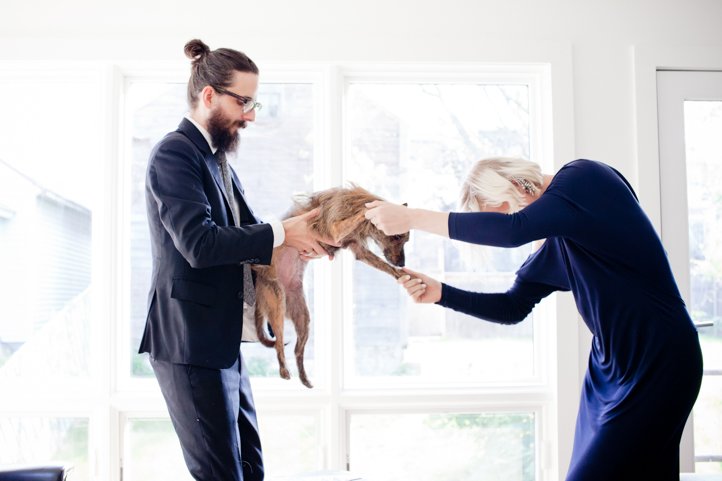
[0, 464, 71, 481]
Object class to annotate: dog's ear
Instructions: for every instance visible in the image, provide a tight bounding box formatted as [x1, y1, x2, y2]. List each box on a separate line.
[330, 211, 366, 243]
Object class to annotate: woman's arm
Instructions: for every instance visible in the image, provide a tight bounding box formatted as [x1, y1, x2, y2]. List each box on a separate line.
[367, 189, 581, 248]
[398, 267, 558, 324]
[437, 278, 556, 325]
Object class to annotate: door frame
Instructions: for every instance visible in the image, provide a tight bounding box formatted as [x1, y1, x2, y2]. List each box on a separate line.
[635, 44, 722, 472]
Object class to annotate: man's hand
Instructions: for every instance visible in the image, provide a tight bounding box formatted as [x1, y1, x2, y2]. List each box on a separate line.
[397, 267, 442, 304]
[282, 208, 338, 260]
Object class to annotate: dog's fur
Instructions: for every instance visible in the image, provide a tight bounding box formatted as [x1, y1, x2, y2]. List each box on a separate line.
[252, 185, 410, 388]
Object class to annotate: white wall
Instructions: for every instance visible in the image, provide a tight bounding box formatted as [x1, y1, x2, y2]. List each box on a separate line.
[3, 0, 721, 193]
[2, 0, 720, 176]
[2, 0, 722, 474]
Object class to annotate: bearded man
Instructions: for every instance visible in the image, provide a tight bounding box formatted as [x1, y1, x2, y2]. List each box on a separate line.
[140, 39, 330, 481]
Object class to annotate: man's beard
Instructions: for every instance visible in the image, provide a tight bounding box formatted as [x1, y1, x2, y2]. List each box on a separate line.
[207, 107, 246, 154]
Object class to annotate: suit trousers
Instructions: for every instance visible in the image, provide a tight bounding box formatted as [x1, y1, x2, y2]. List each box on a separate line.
[150, 354, 264, 481]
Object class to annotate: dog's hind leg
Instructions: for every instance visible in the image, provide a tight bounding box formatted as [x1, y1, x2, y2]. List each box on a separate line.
[286, 288, 313, 388]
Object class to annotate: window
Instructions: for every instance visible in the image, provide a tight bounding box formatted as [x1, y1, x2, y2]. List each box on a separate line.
[338, 70, 550, 481]
[684, 99, 722, 473]
[344, 81, 538, 387]
[349, 411, 535, 481]
[0, 416, 89, 476]
[0, 63, 556, 481]
[0, 68, 102, 481]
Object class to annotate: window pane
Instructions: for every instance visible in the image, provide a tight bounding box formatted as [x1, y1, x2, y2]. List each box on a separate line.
[0, 416, 89, 480]
[256, 411, 321, 476]
[345, 83, 535, 385]
[125, 413, 319, 480]
[127, 81, 319, 383]
[124, 419, 193, 481]
[349, 411, 535, 481]
[0, 75, 96, 381]
[684, 99, 722, 471]
[693, 376, 722, 473]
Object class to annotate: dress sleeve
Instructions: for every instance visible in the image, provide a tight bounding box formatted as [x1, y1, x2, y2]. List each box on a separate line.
[448, 188, 585, 247]
[447, 158, 596, 249]
[436, 277, 558, 325]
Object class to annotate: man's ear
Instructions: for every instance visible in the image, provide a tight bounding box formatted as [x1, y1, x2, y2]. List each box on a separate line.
[201, 85, 216, 109]
[329, 211, 366, 244]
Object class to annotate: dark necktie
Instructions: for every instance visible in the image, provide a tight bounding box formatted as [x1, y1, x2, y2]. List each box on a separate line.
[217, 151, 255, 306]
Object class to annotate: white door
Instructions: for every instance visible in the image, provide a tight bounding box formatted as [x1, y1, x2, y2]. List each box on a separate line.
[657, 69, 722, 474]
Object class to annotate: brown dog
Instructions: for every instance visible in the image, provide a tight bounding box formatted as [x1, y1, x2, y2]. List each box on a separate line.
[252, 185, 410, 388]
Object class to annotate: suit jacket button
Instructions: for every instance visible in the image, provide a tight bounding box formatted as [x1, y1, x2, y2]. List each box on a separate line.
[237, 291, 243, 299]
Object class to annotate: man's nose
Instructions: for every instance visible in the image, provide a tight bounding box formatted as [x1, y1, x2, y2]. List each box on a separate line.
[242, 110, 256, 122]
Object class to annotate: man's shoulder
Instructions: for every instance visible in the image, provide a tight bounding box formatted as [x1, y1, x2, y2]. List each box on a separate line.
[157, 129, 196, 150]
[149, 129, 204, 161]
[150, 118, 205, 153]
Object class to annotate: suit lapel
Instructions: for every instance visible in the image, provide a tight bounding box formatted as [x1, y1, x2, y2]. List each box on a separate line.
[205, 153, 234, 209]
[177, 118, 259, 225]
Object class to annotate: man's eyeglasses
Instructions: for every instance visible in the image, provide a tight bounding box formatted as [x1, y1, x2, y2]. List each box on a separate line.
[213, 86, 262, 114]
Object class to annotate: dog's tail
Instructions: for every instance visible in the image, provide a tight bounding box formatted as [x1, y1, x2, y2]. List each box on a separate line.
[252, 271, 285, 348]
[254, 309, 277, 348]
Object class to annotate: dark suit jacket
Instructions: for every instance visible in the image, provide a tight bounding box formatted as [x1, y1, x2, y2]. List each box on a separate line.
[139, 118, 273, 369]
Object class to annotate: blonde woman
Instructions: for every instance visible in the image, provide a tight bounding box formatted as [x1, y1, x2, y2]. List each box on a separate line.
[365, 158, 702, 481]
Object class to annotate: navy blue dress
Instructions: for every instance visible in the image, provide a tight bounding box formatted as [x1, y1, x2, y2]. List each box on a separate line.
[438, 159, 703, 480]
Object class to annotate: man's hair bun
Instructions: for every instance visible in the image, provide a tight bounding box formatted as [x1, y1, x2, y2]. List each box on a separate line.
[184, 39, 211, 61]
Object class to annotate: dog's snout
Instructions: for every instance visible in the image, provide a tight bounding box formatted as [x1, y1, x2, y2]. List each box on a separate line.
[392, 253, 405, 267]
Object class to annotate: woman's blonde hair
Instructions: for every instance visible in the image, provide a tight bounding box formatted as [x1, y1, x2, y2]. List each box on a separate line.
[460, 157, 544, 213]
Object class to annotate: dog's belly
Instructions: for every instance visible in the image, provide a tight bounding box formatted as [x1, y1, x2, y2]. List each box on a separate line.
[274, 245, 306, 291]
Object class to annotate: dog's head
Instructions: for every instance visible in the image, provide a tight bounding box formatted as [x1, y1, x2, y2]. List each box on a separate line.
[373, 230, 410, 267]
[368, 201, 410, 267]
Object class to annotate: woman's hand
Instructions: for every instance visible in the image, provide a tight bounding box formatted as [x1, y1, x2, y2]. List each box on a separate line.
[365, 201, 450, 238]
[364, 201, 412, 235]
[397, 267, 442, 304]
[282, 208, 337, 260]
